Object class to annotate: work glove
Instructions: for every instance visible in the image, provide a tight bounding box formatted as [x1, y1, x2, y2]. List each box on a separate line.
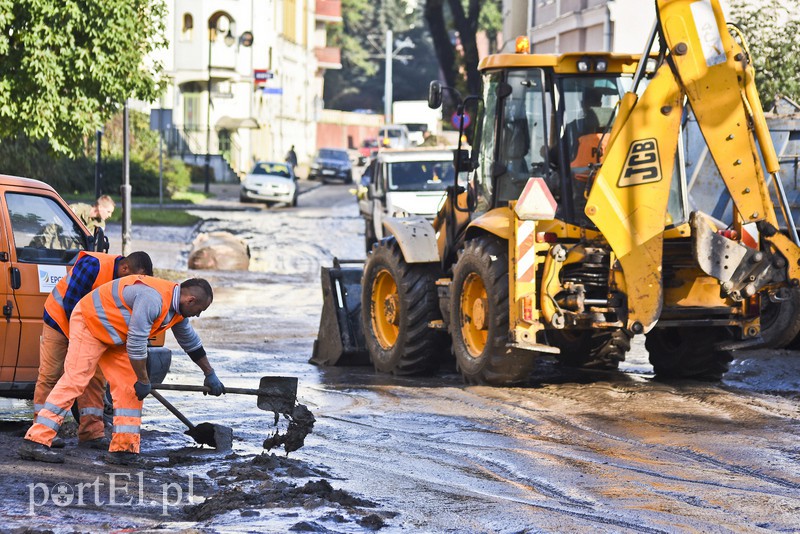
[134, 381, 152, 401]
[203, 371, 225, 396]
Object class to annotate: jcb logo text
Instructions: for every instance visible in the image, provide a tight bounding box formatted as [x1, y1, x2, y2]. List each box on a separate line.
[618, 138, 661, 187]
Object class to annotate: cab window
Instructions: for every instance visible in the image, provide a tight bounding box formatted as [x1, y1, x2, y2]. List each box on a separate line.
[6, 193, 86, 263]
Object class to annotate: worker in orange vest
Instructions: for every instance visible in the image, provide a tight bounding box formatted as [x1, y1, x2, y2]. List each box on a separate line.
[36, 251, 153, 450]
[20, 276, 224, 465]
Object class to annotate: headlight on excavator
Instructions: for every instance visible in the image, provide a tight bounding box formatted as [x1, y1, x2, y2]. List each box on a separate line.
[577, 57, 592, 72]
[594, 57, 608, 72]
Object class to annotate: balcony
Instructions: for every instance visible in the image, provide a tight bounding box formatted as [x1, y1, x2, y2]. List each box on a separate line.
[315, 0, 342, 23]
[315, 46, 342, 70]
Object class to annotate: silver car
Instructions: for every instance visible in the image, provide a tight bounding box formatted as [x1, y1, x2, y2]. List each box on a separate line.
[240, 161, 298, 207]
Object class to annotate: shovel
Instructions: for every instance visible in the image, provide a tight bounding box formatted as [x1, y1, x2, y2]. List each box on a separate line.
[150, 390, 233, 450]
[153, 376, 299, 424]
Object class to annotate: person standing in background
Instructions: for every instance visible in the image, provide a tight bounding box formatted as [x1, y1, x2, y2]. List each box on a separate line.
[70, 195, 115, 234]
[285, 145, 298, 170]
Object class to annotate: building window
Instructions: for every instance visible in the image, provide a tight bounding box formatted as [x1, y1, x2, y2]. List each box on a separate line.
[182, 13, 194, 41]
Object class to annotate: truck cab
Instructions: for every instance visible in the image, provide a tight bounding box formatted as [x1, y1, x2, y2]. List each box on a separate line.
[0, 175, 102, 398]
[359, 148, 456, 252]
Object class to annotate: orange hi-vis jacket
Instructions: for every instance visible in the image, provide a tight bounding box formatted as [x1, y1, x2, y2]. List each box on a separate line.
[44, 251, 120, 337]
[83, 275, 184, 345]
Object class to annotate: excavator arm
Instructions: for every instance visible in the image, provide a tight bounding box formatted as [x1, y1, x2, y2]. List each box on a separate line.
[586, 0, 800, 334]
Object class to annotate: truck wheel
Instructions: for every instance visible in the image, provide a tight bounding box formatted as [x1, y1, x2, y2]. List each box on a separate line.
[548, 329, 631, 370]
[361, 238, 445, 375]
[450, 236, 534, 385]
[645, 327, 734, 381]
[759, 287, 800, 348]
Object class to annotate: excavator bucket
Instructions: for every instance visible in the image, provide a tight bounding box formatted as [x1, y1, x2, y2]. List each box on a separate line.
[310, 258, 370, 366]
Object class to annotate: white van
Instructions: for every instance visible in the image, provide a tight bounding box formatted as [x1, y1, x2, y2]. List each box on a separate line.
[378, 124, 411, 149]
[358, 148, 456, 252]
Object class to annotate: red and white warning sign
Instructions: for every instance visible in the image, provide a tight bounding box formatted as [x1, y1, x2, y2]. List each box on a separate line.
[514, 177, 557, 220]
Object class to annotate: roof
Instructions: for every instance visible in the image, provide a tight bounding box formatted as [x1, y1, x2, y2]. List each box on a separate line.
[0, 174, 56, 192]
[377, 148, 454, 163]
[479, 52, 642, 74]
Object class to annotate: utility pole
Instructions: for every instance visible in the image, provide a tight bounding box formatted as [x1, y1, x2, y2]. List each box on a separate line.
[369, 31, 414, 125]
[384, 30, 393, 124]
[121, 101, 132, 256]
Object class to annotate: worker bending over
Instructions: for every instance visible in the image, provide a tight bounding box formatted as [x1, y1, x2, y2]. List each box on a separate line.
[36, 250, 153, 450]
[20, 276, 225, 465]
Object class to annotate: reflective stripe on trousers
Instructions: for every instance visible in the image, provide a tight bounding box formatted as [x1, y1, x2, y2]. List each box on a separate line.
[33, 323, 107, 442]
[25, 304, 122, 448]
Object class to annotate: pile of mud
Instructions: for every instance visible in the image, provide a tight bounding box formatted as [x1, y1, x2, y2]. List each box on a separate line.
[188, 452, 395, 530]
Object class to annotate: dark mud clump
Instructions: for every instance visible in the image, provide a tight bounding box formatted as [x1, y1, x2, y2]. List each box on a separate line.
[263, 403, 315, 453]
[186, 478, 378, 522]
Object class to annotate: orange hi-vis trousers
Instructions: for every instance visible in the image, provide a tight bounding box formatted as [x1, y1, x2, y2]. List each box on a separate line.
[34, 324, 107, 442]
[25, 303, 144, 453]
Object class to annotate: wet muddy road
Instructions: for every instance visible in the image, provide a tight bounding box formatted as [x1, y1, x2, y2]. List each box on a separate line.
[2, 182, 799, 532]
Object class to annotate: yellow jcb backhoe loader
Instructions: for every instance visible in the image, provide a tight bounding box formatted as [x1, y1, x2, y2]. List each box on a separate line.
[313, 0, 800, 384]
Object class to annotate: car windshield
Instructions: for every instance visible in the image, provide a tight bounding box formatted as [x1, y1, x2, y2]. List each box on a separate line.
[319, 149, 349, 160]
[252, 162, 291, 178]
[380, 128, 404, 139]
[387, 160, 453, 191]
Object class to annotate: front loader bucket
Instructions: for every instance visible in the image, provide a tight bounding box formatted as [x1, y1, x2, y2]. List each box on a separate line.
[310, 259, 370, 366]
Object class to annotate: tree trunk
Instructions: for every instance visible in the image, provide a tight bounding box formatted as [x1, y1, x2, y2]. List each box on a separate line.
[447, 0, 482, 95]
[424, 0, 457, 91]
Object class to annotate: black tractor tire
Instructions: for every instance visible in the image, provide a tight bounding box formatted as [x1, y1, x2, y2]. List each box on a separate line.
[361, 238, 446, 375]
[450, 236, 534, 385]
[645, 327, 734, 381]
[759, 287, 800, 349]
[548, 329, 631, 370]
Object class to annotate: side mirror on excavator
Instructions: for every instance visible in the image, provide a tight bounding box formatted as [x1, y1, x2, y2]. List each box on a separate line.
[428, 81, 443, 109]
[454, 148, 474, 174]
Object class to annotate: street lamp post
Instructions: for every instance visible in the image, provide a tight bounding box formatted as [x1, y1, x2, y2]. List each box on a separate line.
[204, 20, 214, 194]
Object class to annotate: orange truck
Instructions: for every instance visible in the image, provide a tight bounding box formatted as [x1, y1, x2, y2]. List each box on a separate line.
[0, 174, 108, 398]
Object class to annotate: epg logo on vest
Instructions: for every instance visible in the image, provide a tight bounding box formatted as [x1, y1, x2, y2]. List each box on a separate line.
[617, 138, 661, 187]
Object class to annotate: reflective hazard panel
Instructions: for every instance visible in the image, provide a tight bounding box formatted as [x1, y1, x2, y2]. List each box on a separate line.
[514, 177, 557, 220]
[617, 138, 662, 187]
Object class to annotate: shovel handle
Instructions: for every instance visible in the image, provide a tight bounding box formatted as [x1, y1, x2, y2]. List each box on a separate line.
[152, 384, 282, 396]
[150, 390, 196, 430]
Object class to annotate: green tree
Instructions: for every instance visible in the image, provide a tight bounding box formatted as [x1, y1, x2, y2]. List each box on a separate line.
[728, 0, 800, 108]
[424, 0, 502, 97]
[0, 0, 167, 155]
[325, 0, 440, 111]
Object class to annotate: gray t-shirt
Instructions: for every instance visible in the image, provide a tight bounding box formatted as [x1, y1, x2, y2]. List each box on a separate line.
[122, 283, 202, 360]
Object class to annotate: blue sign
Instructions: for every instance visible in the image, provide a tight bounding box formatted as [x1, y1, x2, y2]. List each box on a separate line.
[262, 87, 283, 95]
[451, 111, 471, 130]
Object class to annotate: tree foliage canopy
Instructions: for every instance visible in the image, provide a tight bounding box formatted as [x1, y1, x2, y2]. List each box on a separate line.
[0, 0, 167, 155]
[728, 0, 800, 108]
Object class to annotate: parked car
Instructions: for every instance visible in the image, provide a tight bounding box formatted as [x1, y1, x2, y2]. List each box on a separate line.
[358, 148, 457, 252]
[240, 161, 298, 207]
[309, 148, 354, 183]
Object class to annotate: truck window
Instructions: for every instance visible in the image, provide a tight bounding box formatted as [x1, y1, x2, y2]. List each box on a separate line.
[6, 193, 86, 263]
[387, 161, 452, 192]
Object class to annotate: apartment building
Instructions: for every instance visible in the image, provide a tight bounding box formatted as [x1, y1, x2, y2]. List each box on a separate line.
[501, 0, 656, 54]
[152, 0, 341, 181]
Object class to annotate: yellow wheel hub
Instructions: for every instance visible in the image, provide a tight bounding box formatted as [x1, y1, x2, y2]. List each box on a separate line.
[371, 269, 400, 349]
[460, 273, 488, 356]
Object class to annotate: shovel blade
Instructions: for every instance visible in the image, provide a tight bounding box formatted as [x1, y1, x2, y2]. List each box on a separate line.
[256, 376, 298, 415]
[185, 422, 233, 450]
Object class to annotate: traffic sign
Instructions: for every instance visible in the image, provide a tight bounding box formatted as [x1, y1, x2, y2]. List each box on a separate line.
[451, 111, 471, 130]
[514, 177, 557, 220]
[254, 69, 273, 84]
